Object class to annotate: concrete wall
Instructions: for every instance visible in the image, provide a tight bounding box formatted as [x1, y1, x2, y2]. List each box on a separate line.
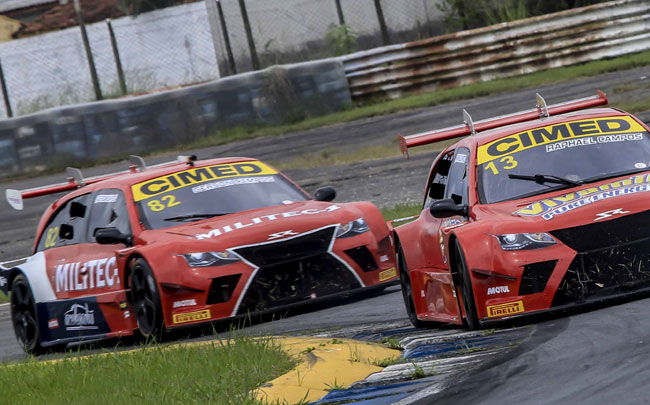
[0, 2, 218, 118]
[0, 59, 351, 178]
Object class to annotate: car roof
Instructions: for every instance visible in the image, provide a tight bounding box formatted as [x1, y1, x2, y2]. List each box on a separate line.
[456, 107, 631, 150]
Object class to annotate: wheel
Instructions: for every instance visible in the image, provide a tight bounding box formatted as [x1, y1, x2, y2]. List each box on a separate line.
[129, 258, 163, 340]
[454, 243, 480, 330]
[11, 274, 44, 355]
[397, 244, 428, 328]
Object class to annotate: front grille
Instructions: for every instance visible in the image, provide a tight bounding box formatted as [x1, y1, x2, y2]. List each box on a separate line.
[233, 227, 335, 267]
[344, 246, 378, 272]
[234, 226, 361, 315]
[519, 260, 557, 295]
[552, 238, 650, 307]
[236, 254, 361, 315]
[206, 274, 241, 305]
[550, 210, 650, 252]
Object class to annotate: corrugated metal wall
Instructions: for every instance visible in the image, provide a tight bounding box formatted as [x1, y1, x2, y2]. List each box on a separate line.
[342, 0, 650, 101]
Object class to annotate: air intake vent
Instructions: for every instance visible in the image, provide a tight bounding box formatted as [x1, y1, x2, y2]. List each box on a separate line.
[519, 260, 557, 295]
[207, 274, 241, 304]
[344, 246, 378, 272]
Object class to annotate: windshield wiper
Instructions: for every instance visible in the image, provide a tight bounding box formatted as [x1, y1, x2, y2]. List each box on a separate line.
[508, 173, 583, 187]
[163, 213, 230, 222]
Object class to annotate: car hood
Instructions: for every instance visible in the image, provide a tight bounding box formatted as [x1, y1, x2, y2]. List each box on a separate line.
[141, 200, 363, 249]
[475, 172, 650, 231]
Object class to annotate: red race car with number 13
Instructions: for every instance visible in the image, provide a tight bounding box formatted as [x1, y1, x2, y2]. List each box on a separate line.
[394, 91, 650, 329]
[1, 156, 397, 354]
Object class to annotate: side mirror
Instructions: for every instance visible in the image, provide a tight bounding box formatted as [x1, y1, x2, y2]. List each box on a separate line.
[314, 186, 336, 202]
[94, 227, 132, 246]
[429, 199, 468, 218]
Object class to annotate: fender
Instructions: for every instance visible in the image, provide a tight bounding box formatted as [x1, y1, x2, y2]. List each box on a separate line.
[5, 253, 56, 303]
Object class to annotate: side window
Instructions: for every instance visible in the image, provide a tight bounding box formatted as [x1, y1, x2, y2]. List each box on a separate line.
[444, 147, 470, 205]
[425, 150, 454, 207]
[87, 189, 132, 242]
[36, 194, 90, 252]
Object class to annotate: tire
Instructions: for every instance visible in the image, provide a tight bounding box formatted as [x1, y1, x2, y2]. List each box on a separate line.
[11, 274, 44, 355]
[129, 258, 164, 340]
[454, 243, 480, 330]
[397, 244, 429, 328]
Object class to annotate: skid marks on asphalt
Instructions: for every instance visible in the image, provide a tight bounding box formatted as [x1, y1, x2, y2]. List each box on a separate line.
[306, 322, 533, 404]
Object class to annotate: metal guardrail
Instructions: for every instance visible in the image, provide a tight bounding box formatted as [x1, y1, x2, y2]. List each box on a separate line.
[341, 0, 650, 101]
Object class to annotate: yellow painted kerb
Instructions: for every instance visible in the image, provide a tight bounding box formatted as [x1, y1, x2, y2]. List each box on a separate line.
[255, 337, 400, 404]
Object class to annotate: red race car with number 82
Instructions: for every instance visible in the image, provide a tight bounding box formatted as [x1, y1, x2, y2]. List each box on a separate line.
[1, 156, 396, 354]
[394, 91, 650, 329]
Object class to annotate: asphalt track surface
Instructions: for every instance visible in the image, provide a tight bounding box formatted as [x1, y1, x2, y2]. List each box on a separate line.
[2, 66, 650, 403]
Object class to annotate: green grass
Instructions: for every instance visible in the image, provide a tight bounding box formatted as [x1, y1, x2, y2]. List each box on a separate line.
[0, 336, 294, 404]
[0, 293, 8, 304]
[381, 202, 423, 222]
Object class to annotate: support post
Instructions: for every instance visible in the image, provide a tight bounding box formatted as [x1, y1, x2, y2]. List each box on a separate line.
[106, 19, 127, 95]
[238, 0, 259, 70]
[373, 0, 390, 46]
[0, 58, 12, 118]
[334, 0, 345, 25]
[73, 0, 102, 100]
[216, 0, 236, 75]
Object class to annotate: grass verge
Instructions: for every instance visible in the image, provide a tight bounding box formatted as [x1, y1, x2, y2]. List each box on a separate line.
[0, 336, 295, 404]
[381, 202, 422, 222]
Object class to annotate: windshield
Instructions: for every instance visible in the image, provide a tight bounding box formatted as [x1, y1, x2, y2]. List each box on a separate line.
[131, 161, 309, 229]
[477, 115, 650, 203]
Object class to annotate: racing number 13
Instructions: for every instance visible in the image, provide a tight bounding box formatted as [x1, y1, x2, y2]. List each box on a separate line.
[485, 155, 518, 175]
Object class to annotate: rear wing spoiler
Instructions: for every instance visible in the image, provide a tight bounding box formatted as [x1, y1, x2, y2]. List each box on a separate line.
[5, 154, 196, 210]
[398, 91, 608, 158]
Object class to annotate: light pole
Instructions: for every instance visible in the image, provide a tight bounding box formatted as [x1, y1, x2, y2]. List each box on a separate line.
[60, 0, 103, 100]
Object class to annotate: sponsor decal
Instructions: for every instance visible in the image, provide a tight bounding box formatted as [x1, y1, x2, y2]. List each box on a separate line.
[192, 176, 275, 194]
[545, 133, 643, 153]
[442, 218, 466, 231]
[94, 194, 118, 203]
[131, 161, 277, 201]
[477, 116, 645, 164]
[119, 301, 128, 310]
[379, 267, 397, 282]
[195, 205, 341, 240]
[487, 300, 524, 317]
[48, 319, 59, 329]
[0, 275, 6, 288]
[124, 310, 130, 319]
[515, 174, 650, 220]
[487, 286, 510, 295]
[173, 299, 197, 309]
[454, 153, 467, 164]
[172, 309, 211, 324]
[64, 303, 98, 330]
[267, 230, 298, 240]
[595, 208, 630, 221]
[379, 255, 389, 263]
[55, 257, 119, 293]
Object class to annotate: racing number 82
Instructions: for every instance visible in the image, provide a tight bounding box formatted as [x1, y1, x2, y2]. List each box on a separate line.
[484, 155, 518, 175]
[147, 195, 181, 212]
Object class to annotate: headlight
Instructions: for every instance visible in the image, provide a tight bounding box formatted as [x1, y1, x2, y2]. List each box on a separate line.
[183, 251, 240, 267]
[336, 218, 370, 238]
[495, 233, 556, 250]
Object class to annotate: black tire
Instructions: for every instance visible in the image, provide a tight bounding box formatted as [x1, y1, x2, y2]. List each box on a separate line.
[11, 274, 44, 355]
[454, 243, 480, 330]
[397, 244, 429, 328]
[129, 258, 163, 340]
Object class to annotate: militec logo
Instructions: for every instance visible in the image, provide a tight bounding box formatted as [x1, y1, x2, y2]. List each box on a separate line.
[594, 208, 630, 221]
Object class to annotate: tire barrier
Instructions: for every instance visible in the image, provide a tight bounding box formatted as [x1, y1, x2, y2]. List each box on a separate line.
[0, 59, 351, 179]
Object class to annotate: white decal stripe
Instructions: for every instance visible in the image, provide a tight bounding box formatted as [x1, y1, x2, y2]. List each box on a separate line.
[18, 252, 56, 303]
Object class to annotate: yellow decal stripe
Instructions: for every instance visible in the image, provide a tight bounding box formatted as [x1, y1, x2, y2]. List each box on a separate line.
[477, 116, 645, 165]
[131, 161, 277, 201]
[172, 309, 211, 324]
[487, 300, 524, 317]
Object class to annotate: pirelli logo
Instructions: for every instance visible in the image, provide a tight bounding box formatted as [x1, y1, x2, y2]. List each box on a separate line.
[487, 301, 524, 318]
[477, 116, 645, 165]
[131, 161, 277, 201]
[379, 267, 397, 282]
[172, 309, 211, 324]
